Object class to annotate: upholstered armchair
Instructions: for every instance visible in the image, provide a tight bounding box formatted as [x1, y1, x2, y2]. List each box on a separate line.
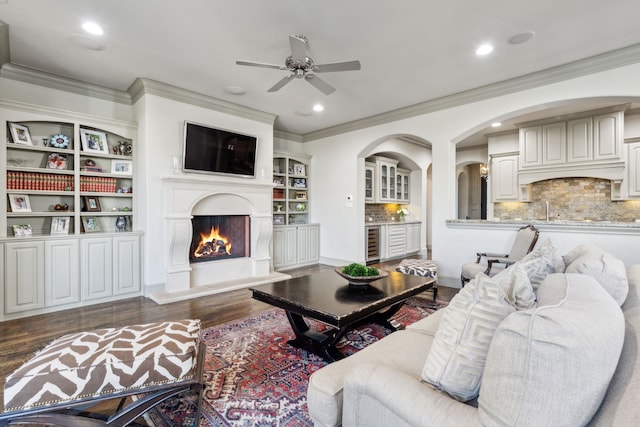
[460, 224, 539, 285]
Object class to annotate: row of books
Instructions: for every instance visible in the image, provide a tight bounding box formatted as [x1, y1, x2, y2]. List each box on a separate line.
[7, 171, 74, 191]
[6, 171, 118, 193]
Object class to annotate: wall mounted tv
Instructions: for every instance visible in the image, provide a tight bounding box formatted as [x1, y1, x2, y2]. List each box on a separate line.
[182, 121, 258, 178]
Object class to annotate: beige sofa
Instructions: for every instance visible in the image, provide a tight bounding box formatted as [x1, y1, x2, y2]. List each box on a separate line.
[307, 244, 640, 426]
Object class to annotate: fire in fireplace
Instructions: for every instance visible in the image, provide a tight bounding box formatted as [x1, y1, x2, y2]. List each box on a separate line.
[190, 215, 250, 263]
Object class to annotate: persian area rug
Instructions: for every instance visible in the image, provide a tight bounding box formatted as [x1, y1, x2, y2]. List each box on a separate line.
[146, 295, 445, 427]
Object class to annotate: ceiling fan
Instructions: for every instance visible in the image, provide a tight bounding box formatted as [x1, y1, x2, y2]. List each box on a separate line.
[236, 35, 361, 95]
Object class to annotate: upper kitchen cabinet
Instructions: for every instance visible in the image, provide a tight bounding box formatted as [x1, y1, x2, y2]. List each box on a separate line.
[365, 156, 410, 203]
[364, 162, 375, 203]
[593, 112, 623, 161]
[491, 154, 531, 202]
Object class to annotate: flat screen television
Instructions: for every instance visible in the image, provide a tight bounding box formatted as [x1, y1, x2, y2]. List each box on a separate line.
[182, 121, 258, 178]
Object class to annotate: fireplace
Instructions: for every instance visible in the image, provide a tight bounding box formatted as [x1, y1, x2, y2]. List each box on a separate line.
[190, 215, 250, 263]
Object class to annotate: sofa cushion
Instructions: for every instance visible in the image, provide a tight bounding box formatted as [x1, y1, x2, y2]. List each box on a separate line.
[478, 274, 625, 427]
[307, 329, 434, 427]
[517, 238, 565, 290]
[564, 249, 628, 306]
[421, 266, 528, 401]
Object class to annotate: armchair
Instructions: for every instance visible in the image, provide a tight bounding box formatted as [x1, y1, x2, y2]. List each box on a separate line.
[460, 224, 539, 285]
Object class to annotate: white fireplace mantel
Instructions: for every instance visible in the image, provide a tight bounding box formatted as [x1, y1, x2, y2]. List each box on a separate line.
[150, 174, 289, 304]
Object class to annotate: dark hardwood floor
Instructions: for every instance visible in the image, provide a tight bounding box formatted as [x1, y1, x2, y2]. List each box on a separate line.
[0, 259, 457, 410]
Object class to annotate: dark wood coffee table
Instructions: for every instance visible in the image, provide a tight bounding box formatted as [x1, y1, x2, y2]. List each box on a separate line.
[250, 270, 435, 361]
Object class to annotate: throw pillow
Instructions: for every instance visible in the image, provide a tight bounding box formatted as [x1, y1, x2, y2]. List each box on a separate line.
[565, 251, 629, 306]
[494, 263, 536, 310]
[517, 239, 565, 290]
[421, 272, 516, 402]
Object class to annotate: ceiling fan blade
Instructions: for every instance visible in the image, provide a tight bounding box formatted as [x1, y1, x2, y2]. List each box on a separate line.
[268, 75, 295, 92]
[305, 74, 335, 95]
[289, 35, 307, 61]
[314, 60, 361, 73]
[236, 60, 286, 70]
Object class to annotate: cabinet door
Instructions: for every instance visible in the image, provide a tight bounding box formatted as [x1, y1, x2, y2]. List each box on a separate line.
[519, 127, 542, 168]
[45, 239, 80, 307]
[567, 117, 593, 163]
[379, 164, 389, 201]
[364, 164, 374, 202]
[542, 122, 566, 165]
[628, 143, 640, 197]
[113, 235, 141, 295]
[272, 227, 286, 268]
[273, 226, 297, 268]
[5, 240, 45, 314]
[387, 224, 406, 259]
[402, 174, 410, 202]
[297, 225, 310, 265]
[406, 223, 420, 253]
[308, 224, 320, 263]
[82, 237, 113, 300]
[593, 112, 622, 160]
[492, 156, 519, 201]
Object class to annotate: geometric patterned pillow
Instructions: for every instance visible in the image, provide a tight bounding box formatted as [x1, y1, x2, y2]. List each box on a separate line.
[517, 239, 565, 290]
[421, 273, 515, 402]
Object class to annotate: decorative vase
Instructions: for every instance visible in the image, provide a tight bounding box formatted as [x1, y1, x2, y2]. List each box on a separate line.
[115, 216, 127, 232]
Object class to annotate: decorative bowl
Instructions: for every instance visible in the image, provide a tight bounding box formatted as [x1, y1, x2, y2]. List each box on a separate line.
[335, 268, 389, 286]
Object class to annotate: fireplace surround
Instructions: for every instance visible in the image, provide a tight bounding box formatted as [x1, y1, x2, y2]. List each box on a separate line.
[149, 175, 289, 304]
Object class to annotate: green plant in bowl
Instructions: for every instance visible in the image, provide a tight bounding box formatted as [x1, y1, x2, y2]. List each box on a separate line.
[341, 263, 379, 277]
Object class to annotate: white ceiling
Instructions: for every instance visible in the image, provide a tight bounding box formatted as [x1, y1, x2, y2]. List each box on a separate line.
[1, 0, 640, 142]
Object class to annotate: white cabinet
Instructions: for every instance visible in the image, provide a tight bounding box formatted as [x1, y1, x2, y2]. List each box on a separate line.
[273, 224, 319, 270]
[113, 235, 141, 295]
[4, 240, 44, 314]
[593, 112, 623, 161]
[396, 168, 410, 203]
[82, 237, 113, 301]
[626, 142, 640, 197]
[492, 155, 519, 201]
[379, 222, 420, 261]
[519, 127, 542, 168]
[364, 162, 375, 203]
[375, 158, 398, 203]
[519, 123, 566, 168]
[45, 239, 80, 307]
[567, 117, 593, 163]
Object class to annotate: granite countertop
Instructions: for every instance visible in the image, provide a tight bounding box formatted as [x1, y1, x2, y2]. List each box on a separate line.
[365, 220, 421, 226]
[446, 219, 640, 229]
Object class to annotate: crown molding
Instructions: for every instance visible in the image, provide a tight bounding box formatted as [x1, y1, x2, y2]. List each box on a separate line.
[274, 129, 303, 143]
[0, 63, 131, 104]
[128, 78, 276, 126]
[300, 43, 640, 142]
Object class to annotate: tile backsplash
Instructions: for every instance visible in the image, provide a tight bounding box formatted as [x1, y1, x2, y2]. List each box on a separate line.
[494, 178, 640, 222]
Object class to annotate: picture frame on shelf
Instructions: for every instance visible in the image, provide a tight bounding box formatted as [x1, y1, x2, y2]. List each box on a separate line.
[50, 217, 71, 235]
[9, 123, 33, 146]
[293, 178, 307, 188]
[8, 194, 32, 212]
[293, 163, 306, 176]
[273, 215, 284, 225]
[111, 159, 133, 175]
[295, 191, 307, 200]
[84, 196, 101, 212]
[46, 153, 68, 170]
[82, 217, 101, 233]
[12, 224, 33, 237]
[80, 128, 109, 154]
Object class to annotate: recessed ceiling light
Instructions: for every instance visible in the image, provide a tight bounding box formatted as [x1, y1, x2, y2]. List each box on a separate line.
[312, 104, 324, 112]
[491, 122, 502, 127]
[475, 44, 494, 56]
[507, 31, 535, 45]
[82, 22, 103, 36]
[225, 86, 246, 95]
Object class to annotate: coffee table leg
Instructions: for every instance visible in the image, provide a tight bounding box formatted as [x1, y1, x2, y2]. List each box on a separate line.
[366, 302, 405, 330]
[285, 312, 344, 362]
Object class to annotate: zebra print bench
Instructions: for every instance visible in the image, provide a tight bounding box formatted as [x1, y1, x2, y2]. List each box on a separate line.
[1, 319, 204, 426]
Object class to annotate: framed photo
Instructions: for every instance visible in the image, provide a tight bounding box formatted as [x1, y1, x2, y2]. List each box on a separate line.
[8, 194, 32, 212]
[293, 178, 307, 188]
[273, 215, 284, 224]
[46, 153, 68, 170]
[293, 163, 306, 176]
[50, 217, 71, 235]
[84, 196, 101, 212]
[82, 217, 101, 233]
[110, 159, 133, 175]
[12, 224, 33, 237]
[295, 191, 307, 200]
[80, 128, 109, 154]
[9, 123, 33, 146]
